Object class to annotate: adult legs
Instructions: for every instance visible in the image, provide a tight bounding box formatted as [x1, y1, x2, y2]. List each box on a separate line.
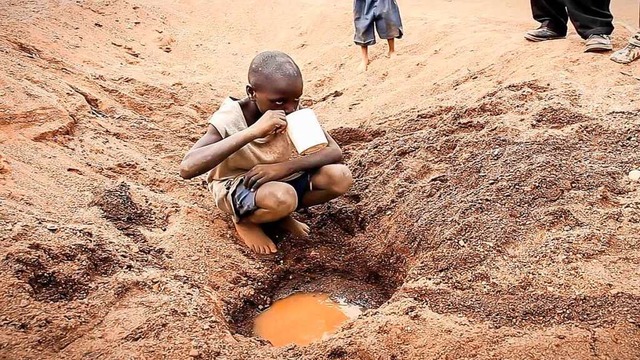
[565, 0, 613, 39]
[531, 0, 569, 35]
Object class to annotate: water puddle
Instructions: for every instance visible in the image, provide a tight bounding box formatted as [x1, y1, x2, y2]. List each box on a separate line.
[253, 292, 362, 347]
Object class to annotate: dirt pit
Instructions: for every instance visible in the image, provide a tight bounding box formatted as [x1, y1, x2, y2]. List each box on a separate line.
[230, 219, 409, 342]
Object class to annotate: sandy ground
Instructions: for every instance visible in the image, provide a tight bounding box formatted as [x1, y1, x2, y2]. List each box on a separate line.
[1, 0, 640, 359]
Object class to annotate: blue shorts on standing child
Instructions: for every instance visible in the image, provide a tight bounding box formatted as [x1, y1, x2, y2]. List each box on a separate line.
[353, 0, 403, 46]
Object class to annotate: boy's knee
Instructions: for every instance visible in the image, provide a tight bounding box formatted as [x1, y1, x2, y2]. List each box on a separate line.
[259, 183, 298, 214]
[322, 164, 353, 195]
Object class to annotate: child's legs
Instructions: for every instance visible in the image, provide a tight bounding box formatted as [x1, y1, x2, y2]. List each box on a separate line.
[374, 0, 403, 42]
[301, 164, 353, 208]
[360, 45, 370, 64]
[355, 23, 374, 68]
[354, 0, 376, 47]
[230, 181, 296, 254]
[244, 182, 298, 224]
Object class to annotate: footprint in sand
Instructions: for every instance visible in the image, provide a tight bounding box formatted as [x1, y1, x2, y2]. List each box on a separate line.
[157, 34, 175, 53]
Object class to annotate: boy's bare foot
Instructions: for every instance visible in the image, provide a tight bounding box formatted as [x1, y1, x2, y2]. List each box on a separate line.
[386, 50, 396, 58]
[276, 215, 310, 238]
[234, 221, 277, 254]
[358, 60, 369, 72]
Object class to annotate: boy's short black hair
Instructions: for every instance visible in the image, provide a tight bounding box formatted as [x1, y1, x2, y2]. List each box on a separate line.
[248, 51, 302, 89]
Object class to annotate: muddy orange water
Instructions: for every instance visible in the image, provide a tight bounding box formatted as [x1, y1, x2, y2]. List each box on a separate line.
[253, 293, 362, 347]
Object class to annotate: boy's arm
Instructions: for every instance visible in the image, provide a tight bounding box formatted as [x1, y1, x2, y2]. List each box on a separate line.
[243, 130, 343, 190]
[179, 110, 287, 179]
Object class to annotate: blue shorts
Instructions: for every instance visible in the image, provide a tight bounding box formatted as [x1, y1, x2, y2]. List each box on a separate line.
[231, 172, 312, 220]
[354, 0, 403, 46]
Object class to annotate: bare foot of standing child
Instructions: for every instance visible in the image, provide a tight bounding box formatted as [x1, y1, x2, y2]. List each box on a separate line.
[358, 60, 369, 72]
[359, 45, 370, 72]
[385, 38, 396, 58]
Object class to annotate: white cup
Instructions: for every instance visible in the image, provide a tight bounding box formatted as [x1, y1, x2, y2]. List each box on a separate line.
[285, 108, 328, 155]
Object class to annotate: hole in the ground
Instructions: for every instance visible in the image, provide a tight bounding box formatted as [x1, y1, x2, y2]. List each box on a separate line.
[227, 207, 411, 347]
[232, 270, 395, 347]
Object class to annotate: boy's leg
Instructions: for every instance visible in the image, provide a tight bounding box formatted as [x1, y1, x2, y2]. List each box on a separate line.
[386, 38, 395, 58]
[301, 164, 353, 208]
[359, 46, 370, 72]
[374, 0, 402, 58]
[234, 182, 298, 254]
[354, 0, 375, 71]
[235, 165, 353, 253]
[246, 182, 297, 223]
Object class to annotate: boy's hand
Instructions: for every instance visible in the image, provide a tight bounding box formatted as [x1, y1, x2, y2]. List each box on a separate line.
[249, 110, 287, 138]
[244, 163, 291, 191]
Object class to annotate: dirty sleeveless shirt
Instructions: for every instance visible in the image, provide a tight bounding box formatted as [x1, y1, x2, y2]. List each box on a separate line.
[206, 98, 299, 220]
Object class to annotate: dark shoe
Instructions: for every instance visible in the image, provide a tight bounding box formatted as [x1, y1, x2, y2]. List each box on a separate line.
[524, 27, 565, 42]
[585, 34, 613, 53]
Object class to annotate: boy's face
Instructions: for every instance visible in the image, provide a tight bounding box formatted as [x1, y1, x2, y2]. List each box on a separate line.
[248, 76, 303, 115]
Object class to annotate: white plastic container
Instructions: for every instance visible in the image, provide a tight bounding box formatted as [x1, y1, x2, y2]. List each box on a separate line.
[285, 108, 328, 155]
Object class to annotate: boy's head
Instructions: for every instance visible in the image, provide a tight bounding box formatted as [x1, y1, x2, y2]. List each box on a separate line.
[246, 51, 303, 115]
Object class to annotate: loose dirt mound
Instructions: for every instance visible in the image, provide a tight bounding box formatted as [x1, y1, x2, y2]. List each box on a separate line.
[1, 1, 639, 359]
